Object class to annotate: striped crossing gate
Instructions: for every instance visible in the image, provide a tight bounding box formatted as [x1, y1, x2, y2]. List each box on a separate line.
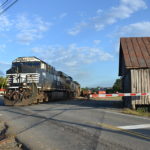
[90, 93, 150, 98]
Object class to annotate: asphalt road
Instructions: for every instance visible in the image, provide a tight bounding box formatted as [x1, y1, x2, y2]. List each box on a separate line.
[0, 95, 150, 150]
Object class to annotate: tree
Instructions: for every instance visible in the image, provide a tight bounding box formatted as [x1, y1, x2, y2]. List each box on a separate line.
[106, 88, 114, 94]
[112, 78, 122, 92]
[0, 76, 7, 89]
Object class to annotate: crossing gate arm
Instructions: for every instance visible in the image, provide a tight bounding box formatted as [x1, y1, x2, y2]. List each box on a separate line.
[90, 93, 150, 98]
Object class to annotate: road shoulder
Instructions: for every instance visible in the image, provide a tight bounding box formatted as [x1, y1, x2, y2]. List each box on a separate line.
[0, 120, 24, 150]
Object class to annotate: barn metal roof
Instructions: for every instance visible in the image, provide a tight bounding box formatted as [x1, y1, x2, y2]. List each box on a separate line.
[119, 37, 150, 75]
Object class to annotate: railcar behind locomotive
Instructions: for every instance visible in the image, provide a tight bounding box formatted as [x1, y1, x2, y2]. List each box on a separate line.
[4, 57, 80, 106]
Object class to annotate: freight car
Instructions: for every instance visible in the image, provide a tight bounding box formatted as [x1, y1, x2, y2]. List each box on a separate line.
[4, 57, 80, 106]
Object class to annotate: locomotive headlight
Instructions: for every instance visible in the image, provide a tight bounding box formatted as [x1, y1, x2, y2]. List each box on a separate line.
[23, 83, 27, 86]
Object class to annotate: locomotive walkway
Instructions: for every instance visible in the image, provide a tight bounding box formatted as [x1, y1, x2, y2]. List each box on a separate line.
[0, 96, 150, 150]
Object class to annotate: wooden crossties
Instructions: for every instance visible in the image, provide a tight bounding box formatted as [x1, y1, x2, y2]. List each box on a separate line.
[119, 37, 150, 109]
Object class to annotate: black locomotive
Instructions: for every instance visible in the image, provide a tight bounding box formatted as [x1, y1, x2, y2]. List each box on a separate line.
[4, 57, 80, 105]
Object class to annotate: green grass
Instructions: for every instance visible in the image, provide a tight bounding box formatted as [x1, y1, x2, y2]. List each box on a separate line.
[121, 108, 150, 117]
[136, 106, 150, 113]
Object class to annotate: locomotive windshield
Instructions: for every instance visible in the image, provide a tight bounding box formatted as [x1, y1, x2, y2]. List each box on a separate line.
[7, 61, 41, 74]
[12, 62, 40, 67]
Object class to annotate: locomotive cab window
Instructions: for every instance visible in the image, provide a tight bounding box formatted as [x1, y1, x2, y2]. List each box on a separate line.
[41, 63, 46, 69]
[12, 62, 40, 67]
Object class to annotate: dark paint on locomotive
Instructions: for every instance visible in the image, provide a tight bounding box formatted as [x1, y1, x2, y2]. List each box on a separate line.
[4, 57, 80, 106]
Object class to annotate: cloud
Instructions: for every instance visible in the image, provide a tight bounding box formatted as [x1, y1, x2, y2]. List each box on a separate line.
[93, 0, 147, 30]
[117, 21, 150, 36]
[73, 71, 91, 80]
[0, 61, 10, 66]
[68, 21, 87, 36]
[0, 44, 6, 48]
[68, 0, 147, 35]
[96, 9, 103, 14]
[32, 44, 113, 85]
[32, 44, 113, 70]
[59, 13, 67, 19]
[0, 15, 12, 32]
[0, 14, 52, 44]
[15, 15, 52, 44]
[106, 0, 146, 20]
[0, 44, 6, 52]
[93, 40, 101, 45]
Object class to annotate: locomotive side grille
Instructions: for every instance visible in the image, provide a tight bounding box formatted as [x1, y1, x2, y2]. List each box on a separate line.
[26, 73, 40, 83]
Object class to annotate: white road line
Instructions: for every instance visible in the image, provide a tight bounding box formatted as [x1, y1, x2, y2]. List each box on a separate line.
[117, 124, 150, 129]
[0, 114, 3, 116]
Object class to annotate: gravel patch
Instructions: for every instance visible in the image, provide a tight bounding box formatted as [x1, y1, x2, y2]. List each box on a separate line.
[0, 121, 23, 150]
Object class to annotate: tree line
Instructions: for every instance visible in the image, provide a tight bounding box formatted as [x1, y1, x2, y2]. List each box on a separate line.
[81, 78, 122, 94]
[0, 76, 7, 89]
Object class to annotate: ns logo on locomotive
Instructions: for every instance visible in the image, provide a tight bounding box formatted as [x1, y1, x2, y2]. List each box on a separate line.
[4, 57, 80, 106]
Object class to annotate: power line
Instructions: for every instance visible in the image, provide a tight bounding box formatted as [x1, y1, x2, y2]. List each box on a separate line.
[0, 0, 9, 8]
[0, 0, 18, 14]
[0, 0, 18, 15]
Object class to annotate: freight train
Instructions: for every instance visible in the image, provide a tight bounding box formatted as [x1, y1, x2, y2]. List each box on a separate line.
[4, 57, 80, 106]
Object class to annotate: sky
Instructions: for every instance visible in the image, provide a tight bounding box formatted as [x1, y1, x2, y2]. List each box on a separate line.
[0, 0, 150, 87]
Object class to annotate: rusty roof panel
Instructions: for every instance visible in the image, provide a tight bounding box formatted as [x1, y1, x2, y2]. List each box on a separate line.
[132, 38, 147, 68]
[120, 37, 150, 69]
[120, 38, 132, 67]
[137, 38, 150, 67]
[126, 38, 139, 67]
[143, 37, 150, 56]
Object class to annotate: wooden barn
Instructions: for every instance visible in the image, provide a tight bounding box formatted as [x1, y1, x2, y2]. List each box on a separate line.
[119, 37, 150, 109]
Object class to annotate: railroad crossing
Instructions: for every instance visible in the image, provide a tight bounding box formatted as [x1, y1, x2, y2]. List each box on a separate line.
[0, 96, 149, 150]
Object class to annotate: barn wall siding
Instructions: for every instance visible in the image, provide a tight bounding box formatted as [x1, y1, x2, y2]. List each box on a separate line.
[131, 69, 150, 109]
